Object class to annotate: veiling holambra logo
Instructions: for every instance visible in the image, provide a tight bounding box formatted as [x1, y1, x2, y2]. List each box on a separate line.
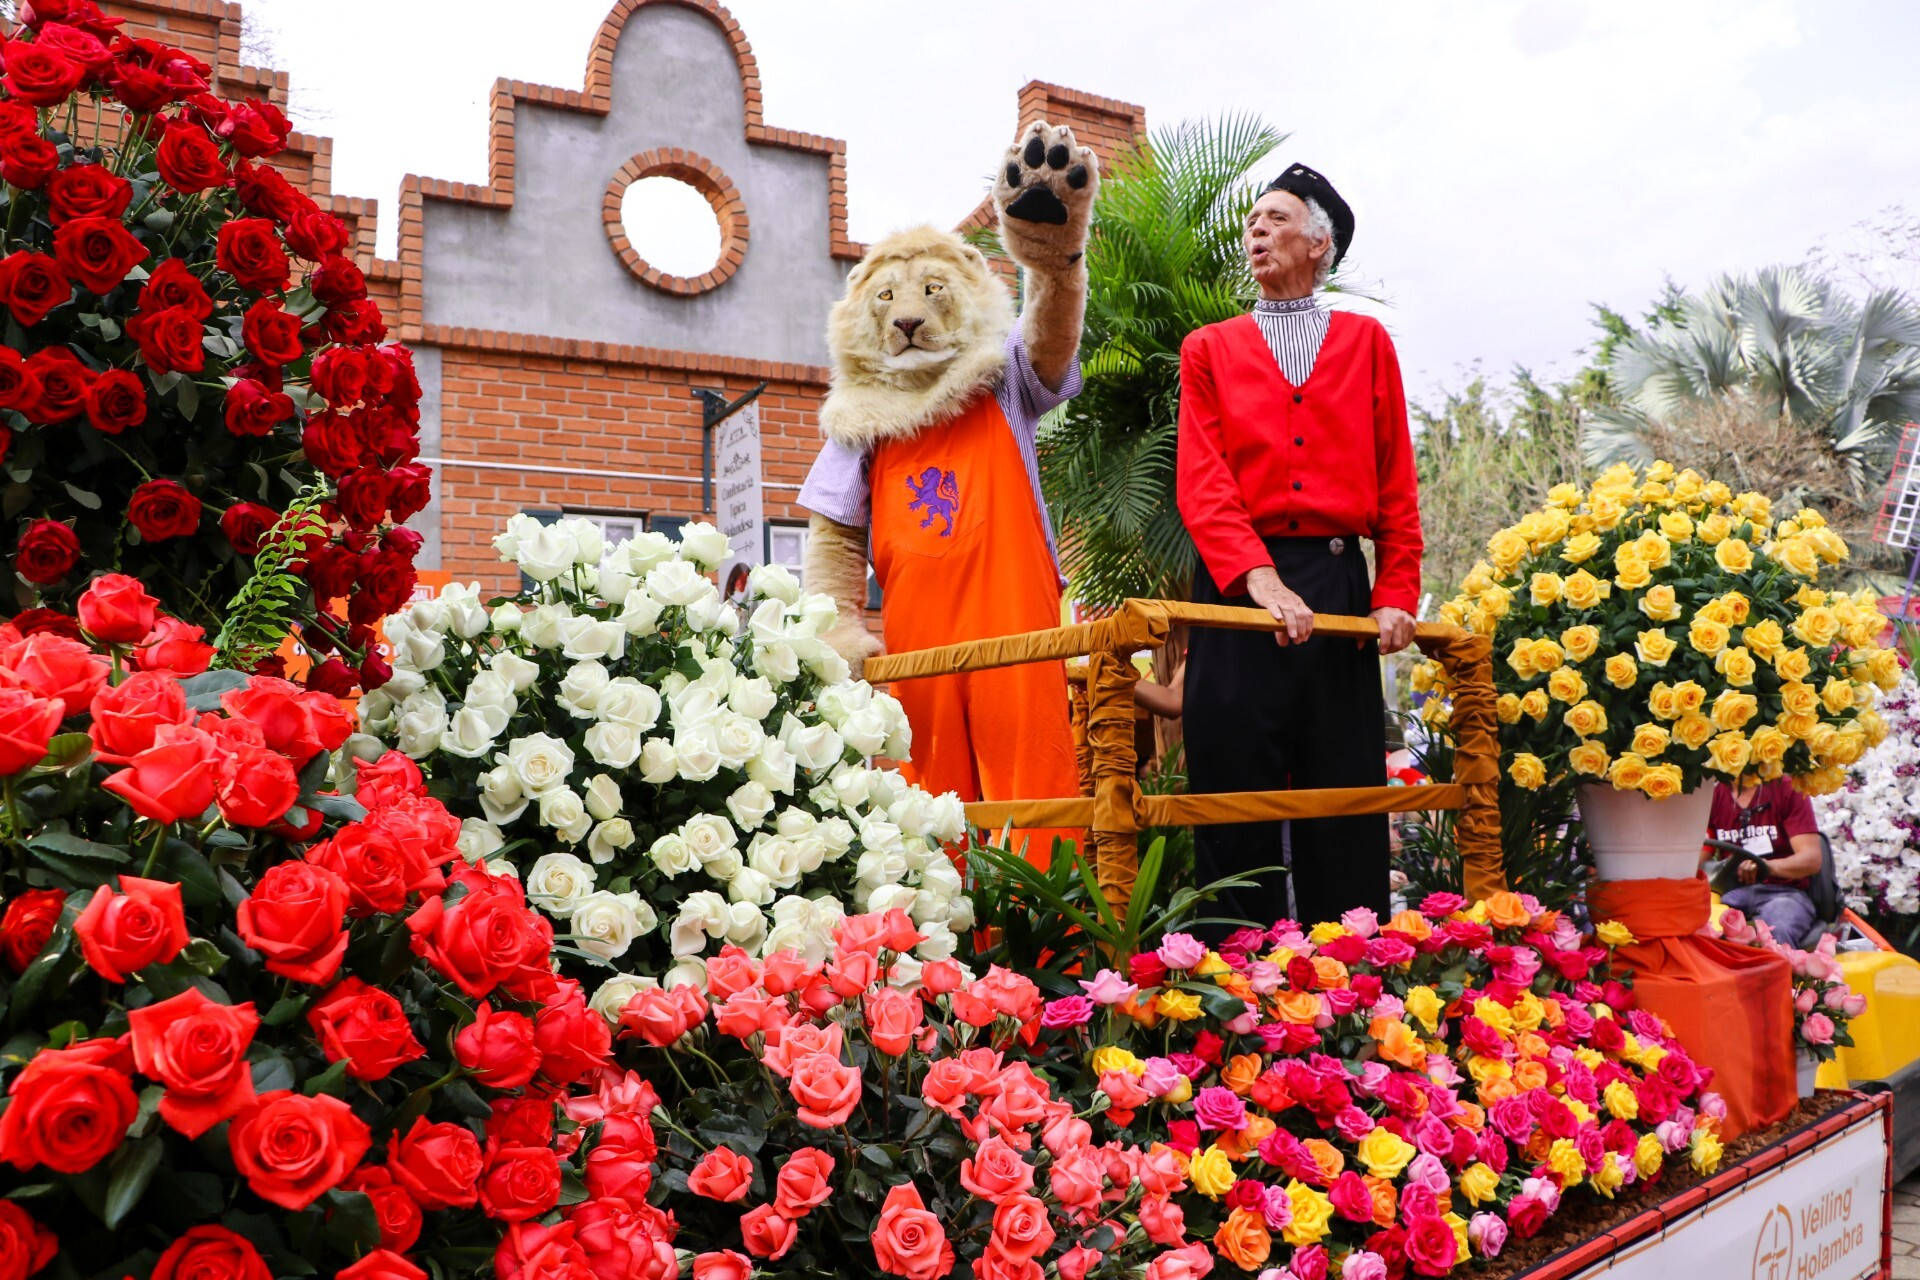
[1753, 1204, 1793, 1280]
[1753, 1187, 1869, 1280]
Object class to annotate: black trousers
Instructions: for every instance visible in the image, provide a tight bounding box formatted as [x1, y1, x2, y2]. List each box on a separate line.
[1185, 535, 1389, 931]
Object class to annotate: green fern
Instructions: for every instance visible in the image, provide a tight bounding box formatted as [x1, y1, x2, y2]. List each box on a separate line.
[212, 489, 329, 672]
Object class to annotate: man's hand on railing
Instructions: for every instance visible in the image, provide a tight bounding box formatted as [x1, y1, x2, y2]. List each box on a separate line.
[1245, 566, 1314, 646]
[1372, 606, 1415, 655]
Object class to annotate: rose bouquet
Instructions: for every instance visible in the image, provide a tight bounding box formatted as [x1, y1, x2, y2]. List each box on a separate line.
[0, 1, 426, 686]
[1713, 911, 1864, 1063]
[1815, 664, 1920, 923]
[1416, 463, 1899, 798]
[363, 513, 975, 1005]
[0, 577, 606, 1279]
[1033, 894, 1729, 1278]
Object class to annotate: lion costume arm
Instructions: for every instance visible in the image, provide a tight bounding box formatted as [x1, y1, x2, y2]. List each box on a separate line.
[804, 511, 883, 677]
[994, 121, 1099, 393]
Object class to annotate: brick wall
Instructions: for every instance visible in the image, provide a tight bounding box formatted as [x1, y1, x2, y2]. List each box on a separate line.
[98, 0, 1147, 602]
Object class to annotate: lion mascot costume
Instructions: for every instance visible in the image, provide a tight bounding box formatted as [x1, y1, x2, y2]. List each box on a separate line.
[798, 121, 1097, 862]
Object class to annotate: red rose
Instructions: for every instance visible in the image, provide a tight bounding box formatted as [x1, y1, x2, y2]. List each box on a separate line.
[0, 631, 108, 705]
[0, 252, 71, 326]
[405, 866, 549, 999]
[77, 571, 159, 642]
[155, 118, 227, 192]
[534, 983, 612, 1086]
[130, 615, 215, 676]
[338, 1166, 424, 1253]
[45, 163, 132, 224]
[787, 1051, 862, 1128]
[228, 1090, 370, 1210]
[387, 1116, 484, 1210]
[140, 258, 213, 317]
[217, 100, 291, 158]
[233, 159, 301, 221]
[694, 1253, 753, 1280]
[30, 23, 113, 75]
[307, 978, 425, 1081]
[0, 133, 59, 190]
[286, 208, 349, 261]
[486, 1095, 557, 1149]
[52, 215, 149, 295]
[0, 685, 63, 775]
[302, 656, 358, 698]
[775, 1146, 836, 1217]
[0, 888, 65, 973]
[454, 1001, 541, 1090]
[338, 1251, 426, 1280]
[0, 1199, 58, 1280]
[480, 1142, 561, 1222]
[100, 724, 217, 823]
[739, 1205, 797, 1261]
[12, 518, 79, 585]
[89, 670, 193, 763]
[214, 742, 299, 827]
[310, 347, 369, 405]
[0, 346, 42, 412]
[223, 377, 294, 436]
[353, 549, 418, 620]
[688, 1146, 755, 1203]
[236, 859, 350, 984]
[212, 504, 277, 559]
[148, 1225, 272, 1280]
[354, 750, 426, 809]
[0, 1041, 138, 1174]
[82, 368, 146, 433]
[218, 219, 291, 293]
[387, 464, 433, 522]
[220, 675, 352, 765]
[1, 43, 84, 106]
[25, 346, 89, 422]
[127, 478, 202, 541]
[582, 1115, 656, 1203]
[126, 303, 207, 373]
[125, 987, 259, 1138]
[496, 1221, 594, 1280]
[72, 873, 188, 982]
[240, 296, 304, 366]
[310, 253, 367, 305]
[335, 465, 391, 529]
[870, 1182, 953, 1280]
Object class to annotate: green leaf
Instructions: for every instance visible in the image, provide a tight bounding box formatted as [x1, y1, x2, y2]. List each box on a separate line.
[180, 669, 249, 711]
[31, 732, 93, 775]
[251, 1055, 297, 1093]
[102, 1132, 164, 1228]
[27, 830, 130, 864]
[319, 1188, 382, 1254]
[61, 482, 101, 510]
[302, 1057, 351, 1097]
[262, 995, 310, 1027]
[176, 374, 200, 419]
[156, 843, 221, 907]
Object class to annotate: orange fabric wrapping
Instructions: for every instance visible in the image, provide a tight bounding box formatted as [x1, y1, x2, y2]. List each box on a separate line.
[1588, 878, 1795, 1140]
[1414, 627, 1505, 902]
[1141, 784, 1466, 825]
[1086, 651, 1141, 904]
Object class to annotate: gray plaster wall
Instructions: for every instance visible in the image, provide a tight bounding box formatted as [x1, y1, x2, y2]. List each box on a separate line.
[419, 4, 849, 367]
[401, 345, 443, 569]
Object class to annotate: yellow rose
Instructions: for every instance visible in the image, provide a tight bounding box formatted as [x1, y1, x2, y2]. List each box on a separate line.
[1547, 667, 1587, 704]
[1356, 1126, 1418, 1179]
[1561, 625, 1600, 663]
[1569, 741, 1611, 776]
[1820, 676, 1855, 715]
[1606, 752, 1649, 791]
[1673, 713, 1716, 751]
[1672, 680, 1708, 714]
[1734, 491, 1772, 523]
[1163, 1074, 1194, 1104]
[1563, 700, 1608, 738]
[1636, 531, 1673, 569]
[1519, 689, 1550, 721]
[1530, 572, 1563, 607]
[1089, 1046, 1145, 1076]
[1613, 555, 1652, 591]
[1189, 1145, 1237, 1198]
[1793, 584, 1827, 608]
[1457, 1162, 1500, 1207]
[1548, 1137, 1587, 1186]
[1630, 722, 1670, 757]
[1634, 1133, 1664, 1179]
[1811, 526, 1849, 563]
[1495, 693, 1523, 725]
[1155, 990, 1204, 1021]
[1706, 732, 1753, 777]
[1404, 985, 1443, 1033]
[1801, 765, 1848, 795]
[1773, 536, 1820, 578]
[1548, 482, 1584, 508]
[1714, 538, 1754, 573]
[1777, 709, 1819, 741]
[1638, 583, 1681, 622]
[1703, 479, 1733, 506]
[1658, 512, 1694, 542]
[1647, 682, 1679, 720]
[1530, 639, 1566, 673]
[1687, 615, 1731, 657]
[1719, 591, 1752, 624]
[1282, 1180, 1334, 1247]
[1796, 506, 1828, 529]
[1780, 681, 1819, 717]
[1590, 494, 1626, 531]
[1593, 1151, 1628, 1199]
[1715, 645, 1757, 686]
[1635, 628, 1677, 667]
[1562, 569, 1609, 609]
[1594, 920, 1637, 948]
[1507, 753, 1547, 790]
[1870, 647, 1903, 690]
[1487, 528, 1530, 573]
[1646, 460, 1676, 483]
[1641, 763, 1685, 799]
[1604, 653, 1639, 690]
[1480, 585, 1513, 619]
[1831, 724, 1867, 766]
[1793, 606, 1840, 647]
[1710, 690, 1760, 732]
[1859, 709, 1888, 747]
[1689, 1128, 1724, 1175]
[1742, 618, 1785, 660]
[1697, 512, 1732, 544]
[1505, 639, 1538, 679]
[1561, 532, 1602, 564]
[1749, 724, 1790, 765]
[1774, 647, 1813, 682]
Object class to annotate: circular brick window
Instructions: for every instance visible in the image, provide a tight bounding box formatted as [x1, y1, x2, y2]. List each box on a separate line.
[604, 151, 748, 295]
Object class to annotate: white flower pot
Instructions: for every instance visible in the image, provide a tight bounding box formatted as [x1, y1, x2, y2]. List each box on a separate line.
[1578, 782, 1715, 881]
[1797, 1047, 1821, 1098]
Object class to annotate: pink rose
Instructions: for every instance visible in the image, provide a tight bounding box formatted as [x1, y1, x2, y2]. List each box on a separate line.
[1078, 970, 1137, 1004]
[1156, 933, 1207, 971]
[1145, 1244, 1213, 1280]
[1192, 1085, 1247, 1131]
[1802, 1011, 1836, 1045]
[1468, 1212, 1508, 1258]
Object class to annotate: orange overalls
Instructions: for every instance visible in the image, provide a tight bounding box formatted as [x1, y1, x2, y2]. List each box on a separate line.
[869, 391, 1081, 866]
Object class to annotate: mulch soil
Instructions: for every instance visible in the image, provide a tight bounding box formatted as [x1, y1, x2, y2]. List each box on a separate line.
[1488, 1091, 1858, 1277]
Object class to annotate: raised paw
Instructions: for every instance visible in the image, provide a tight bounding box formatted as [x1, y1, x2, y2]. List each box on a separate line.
[992, 119, 1098, 269]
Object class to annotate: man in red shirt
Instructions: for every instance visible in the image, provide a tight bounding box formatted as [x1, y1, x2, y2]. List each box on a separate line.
[1176, 164, 1422, 929]
[1705, 777, 1824, 944]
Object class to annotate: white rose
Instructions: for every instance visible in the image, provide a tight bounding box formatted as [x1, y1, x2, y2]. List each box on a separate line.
[639, 738, 678, 784]
[658, 958, 704, 990]
[526, 851, 596, 914]
[840, 706, 890, 757]
[889, 791, 937, 840]
[701, 846, 744, 882]
[399, 628, 446, 673]
[775, 809, 817, 839]
[944, 896, 974, 933]
[669, 685, 723, 729]
[620, 591, 665, 636]
[914, 921, 959, 961]
[649, 833, 699, 877]
[748, 834, 805, 888]
[583, 721, 643, 770]
[867, 770, 907, 811]
[856, 848, 910, 888]
[761, 920, 814, 962]
[681, 814, 738, 861]
[793, 592, 839, 639]
[726, 781, 776, 831]
[395, 690, 447, 759]
[379, 668, 426, 701]
[671, 891, 729, 955]
[587, 817, 635, 864]
[558, 660, 611, 716]
[785, 718, 844, 772]
[728, 867, 775, 906]
[724, 901, 768, 950]
[807, 781, 841, 813]
[647, 559, 711, 607]
[829, 765, 872, 812]
[492, 511, 543, 560]
[583, 773, 623, 821]
[728, 676, 778, 721]
[815, 681, 871, 728]
[673, 726, 724, 782]
[482, 857, 522, 880]
[748, 563, 802, 605]
[918, 855, 963, 903]
[928, 794, 968, 844]
[490, 603, 523, 633]
[818, 816, 856, 859]
[488, 650, 540, 692]
[685, 591, 733, 634]
[887, 954, 925, 988]
[479, 763, 529, 824]
[598, 564, 637, 605]
[623, 531, 677, 575]
[441, 583, 492, 638]
[457, 818, 505, 863]
[754, 641, 801, 685]
[505, 733, 575, 795]
[594, 679, 662, 731]
[520, 603, 572, 650]
[405, 598, 447, 635]
[748, 738, 797, 795]
[465, 669, 520, 719]
[561, 516, 604, 566]
[747, 598, 788, 645]
[865, 883, 916, 916]
[440, 707, 500, 760]
[538, 788, 592, 842]
[517, 523, 579, 582]
[715, 714, 765, 769]
[571, 890, 643, 960]
[358, 689, 397, 733]
[561, 615, 627, 662]
[678, 521, 730, 569]
[770, 895, 812, 928]
[590, 974, 653, 1024]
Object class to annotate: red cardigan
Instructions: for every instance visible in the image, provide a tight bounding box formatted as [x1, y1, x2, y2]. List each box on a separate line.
[1176, 310, 1424, 613]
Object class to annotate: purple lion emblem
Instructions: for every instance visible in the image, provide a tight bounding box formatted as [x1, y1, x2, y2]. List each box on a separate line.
[905, 466, 960, 536]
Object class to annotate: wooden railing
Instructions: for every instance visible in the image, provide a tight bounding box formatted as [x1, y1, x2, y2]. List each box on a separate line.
[862, 599, 1505, 908]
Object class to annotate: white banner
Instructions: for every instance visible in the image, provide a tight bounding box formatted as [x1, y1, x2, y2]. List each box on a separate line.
[714, 401, 764, 600]
[1559, 1108, 1886, 1280]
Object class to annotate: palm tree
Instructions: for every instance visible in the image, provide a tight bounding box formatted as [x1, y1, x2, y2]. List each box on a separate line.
[1038, 115, 1285, 608]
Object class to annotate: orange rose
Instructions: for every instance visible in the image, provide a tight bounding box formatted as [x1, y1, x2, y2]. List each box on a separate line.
[1221, 1054, 1262, 1096]
[1216, 972, 1254, 1002]
[1213, 1208, 1272, 1271]
[1118, 994, 1161, 1029]
[1539, 1000, 1566, 1029]
[1386, 910, 1434, 940]
[1513, 1060, 1549, 1092]
[1369, 1017, 1427, 1069]
[1273, 991, 1322, 1026]
[870, 1183, 953, 1280]
[1303, 1139, 1345, 1183]
[1478, 1076, 1518, 1105]
[1364, 1175, 1398, 1228]
[1218, 1114, 1276, 1160]
[1516, 1031, 1550, 1060]
[1455, 1103, 1486, 1132]
[1310, 956, 1349, 988]
[1484, 892, 1531, 929]
[1524, 1131, 1554, 1163]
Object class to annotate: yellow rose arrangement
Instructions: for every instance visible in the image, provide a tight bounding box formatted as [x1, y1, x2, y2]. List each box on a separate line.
[1423, 463, 1893, 797]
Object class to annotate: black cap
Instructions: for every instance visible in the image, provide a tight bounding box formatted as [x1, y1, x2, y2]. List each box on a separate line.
[1263, 163, 1354, 270]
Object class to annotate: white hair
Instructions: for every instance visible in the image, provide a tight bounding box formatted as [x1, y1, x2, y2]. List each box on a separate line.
[1302, 196, 1337, 286]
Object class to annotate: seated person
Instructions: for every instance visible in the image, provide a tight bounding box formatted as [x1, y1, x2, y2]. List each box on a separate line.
[1705, 775, 1823, 942]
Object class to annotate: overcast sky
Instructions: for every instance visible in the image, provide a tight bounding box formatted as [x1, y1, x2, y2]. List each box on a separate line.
[240, 0, 1920, 405]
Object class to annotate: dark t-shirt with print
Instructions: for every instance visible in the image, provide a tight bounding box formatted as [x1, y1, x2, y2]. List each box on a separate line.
[1708, 779, 1819, 891]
